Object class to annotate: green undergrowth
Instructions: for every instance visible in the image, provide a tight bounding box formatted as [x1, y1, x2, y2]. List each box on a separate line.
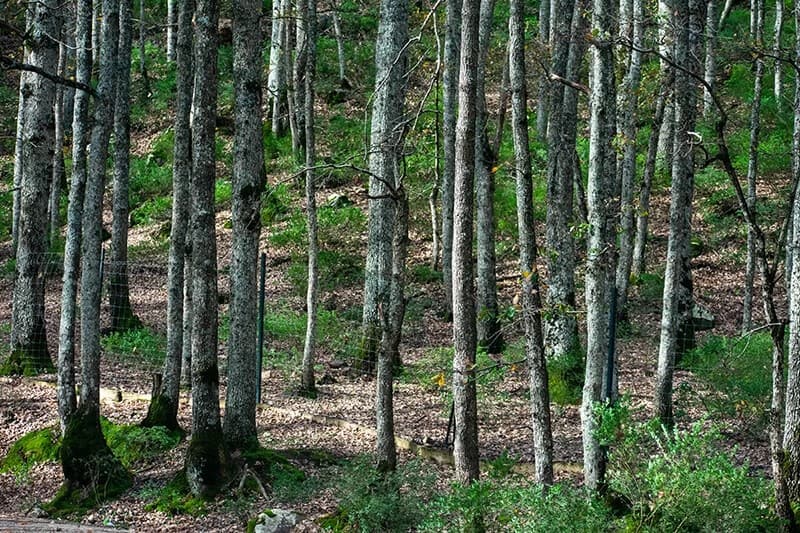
[143, 471, 208, 516]
[101, 327, 167, 367]
[0, 425, 60, 478]
[101, 419, 182, 468]
[680, 332, 774, 434]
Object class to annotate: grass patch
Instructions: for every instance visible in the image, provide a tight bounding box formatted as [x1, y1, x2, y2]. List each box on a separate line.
[101, 327, 167, 366]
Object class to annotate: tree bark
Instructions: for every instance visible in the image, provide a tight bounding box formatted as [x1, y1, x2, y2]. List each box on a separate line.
[49, 33, 68, 242]
[8, 0, 59, 375]
[582, 0, 617, 492]
[703, 0, 719, 118]
[109, 0, 141, 334]
[743, 0, 764, 334]
[360, 0, 409, 372]
[166, 0, 177, 61]
[268, 0, 288, 135]
[440, 0, 461, 321]
[142, 0, 193, 431]
[774, 0, 784, 112]
[655, 0, 697, 427]
[57, 0, 93, 431]
[184, 0, 227, 498]
[509, 0, 554, 485]
[615, 0, 644, 321]
[223, 0, 266, 450]
[536, 0, 550, 140]
[291, 0, 307, 160]
[452, 0, 481, 485]
[475, 0, 501, 353]
[300, 0, 318, 396]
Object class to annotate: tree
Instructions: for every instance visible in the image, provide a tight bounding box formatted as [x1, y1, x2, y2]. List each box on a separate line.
[655, 0, 697, 427]
[582, 0, 617, 491]
[475, 0, 502, 353]
[742, 0, 765, 334]
[773, 0, 784, 112]
[142, 0, 193, 431]
[300, 0, 319, 396]
[184, 0, 228, 498]
[6, 0, 59, 375]
[544, 0, 579, 363]
[440, 0, 461, 321]
[59, 0, 132, 500]
[360, 0, 409, 371]
[109, 0, 141, 334]
[267, 0, 288, 135]
[535, 0, 549, 140]
[57, 0, 93, 431]
[615, 0, 644, 321]
[452, 0, 480, 484]
[222, 0, 267, 450]
[49, 22, 69, 242]
[166, 0, 177, 61]
[509, 0, 554, 485]
[704, 0, 719, 118]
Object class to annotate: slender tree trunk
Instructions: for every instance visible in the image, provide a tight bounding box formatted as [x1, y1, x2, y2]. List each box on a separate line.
[544, 0, 578, 362]
[301, 0, 318, 396]
[743, 0, 764, 334]
[8, 0, 60, 375]
[360, 0, 409, 371]
[166, 0, 177, 61]
[536, 0, 550, 140]
[784, 0, 800, 503]
[704, 0, 718, 118]
[185, 0, 227, 498]
[633, 72, 669, 278]
[291, 1, 307, 160]
[774, 0, 784, 112]
[12, 48, 26, 256]
[656, 0, 674, 171]
[331, 1, 347, 87]
[475, 0, 501, 353]
[615, 0, 643, 321]
[49, 34, 68, 242]
[110, 0, 141, 334]
[181, 256, 193, 387]
[138, 0, 149, 97]
[57, 0, 93, 431]
[60, 0, 131, 499]
[452, 0, 481, 485]
[441, 0, 461, 321]
[268, 0, 288, 135]
[655, 0, 697, 427]
[582, 0, 617, 492]
[376, 187, 408, 472]
[509, 0, 553, 485]
[223, 0, 266, 450]
[142, 0, 193, 431]
[719, 0, 734, 26]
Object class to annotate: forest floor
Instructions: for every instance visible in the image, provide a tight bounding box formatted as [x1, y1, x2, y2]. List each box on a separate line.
[0, 171, 777, 532]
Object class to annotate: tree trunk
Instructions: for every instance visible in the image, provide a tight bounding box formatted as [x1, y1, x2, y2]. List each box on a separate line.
[184, 0, 228, 498]
[475, 0, 501, 353]
[440, 0, 461, 321]
[656, 0, 674, 171]
[655, 0, 697, 427]
[376, 188, 408, 472]
[291, 1, 307, 161]
[536, 0, 550, 140]
[222, 0, 266, 450]
[632, 72, 669, 278]
[331, 1, 347, 87]
[57, 0, 93, 431]
[615, 0, 644, 321]
[509, 0, 554, 485]
[544, 0, 579, 363]
[166, 0, 176, 61]
[49, 34, 68, 242]
[138, 0, 149, 97]
[582, 0, 617, 492]
[703, 0, 718, 118]
[109, 0, 141, 335]
[360, 0, 409, 372]
[268, 0, 288, 135]
[452, 0, 481, 485]
[774, 0, 784, 112]
[7, 0, 60, 375]
[60, 0, 131, 501]
[301, 0, 319, 397]
[743, 0, 764, 334]
[142, 0, 193, 431]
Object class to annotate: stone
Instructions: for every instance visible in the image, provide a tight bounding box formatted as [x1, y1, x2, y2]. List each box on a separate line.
[253, 509, 299, 533]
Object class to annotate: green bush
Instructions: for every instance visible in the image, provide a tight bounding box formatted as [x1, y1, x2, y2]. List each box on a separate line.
[682, 333, 773, 432]
[323, 457, 432, 533]
[420, 480, 610, 533]
[599, 401, 779, 532]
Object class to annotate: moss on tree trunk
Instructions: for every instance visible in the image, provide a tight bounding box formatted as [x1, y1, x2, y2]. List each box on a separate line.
[141, 392, 181, 431]
[1, 343, 55, 376]
[46, 409, 131, 516]
[185, 425, 229, 499]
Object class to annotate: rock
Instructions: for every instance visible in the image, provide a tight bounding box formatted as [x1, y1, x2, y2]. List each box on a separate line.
[329, 359, 347, 369]
[27, 505, 47, 518]
[691, 303, 715, 331]
[253, 509, 299, 533]
[324, 194, 354, 209]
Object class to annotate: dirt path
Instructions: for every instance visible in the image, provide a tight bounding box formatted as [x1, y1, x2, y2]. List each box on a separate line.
[0, 517, 127, 532]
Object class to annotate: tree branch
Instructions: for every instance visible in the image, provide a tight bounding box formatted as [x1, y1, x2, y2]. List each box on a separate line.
[0, 55, 97, 96]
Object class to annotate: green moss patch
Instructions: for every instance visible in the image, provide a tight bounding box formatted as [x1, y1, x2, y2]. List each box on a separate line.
[144, 471, 208, 516]
[0, 426, 60, 476]
[101, 418, 182, 468]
